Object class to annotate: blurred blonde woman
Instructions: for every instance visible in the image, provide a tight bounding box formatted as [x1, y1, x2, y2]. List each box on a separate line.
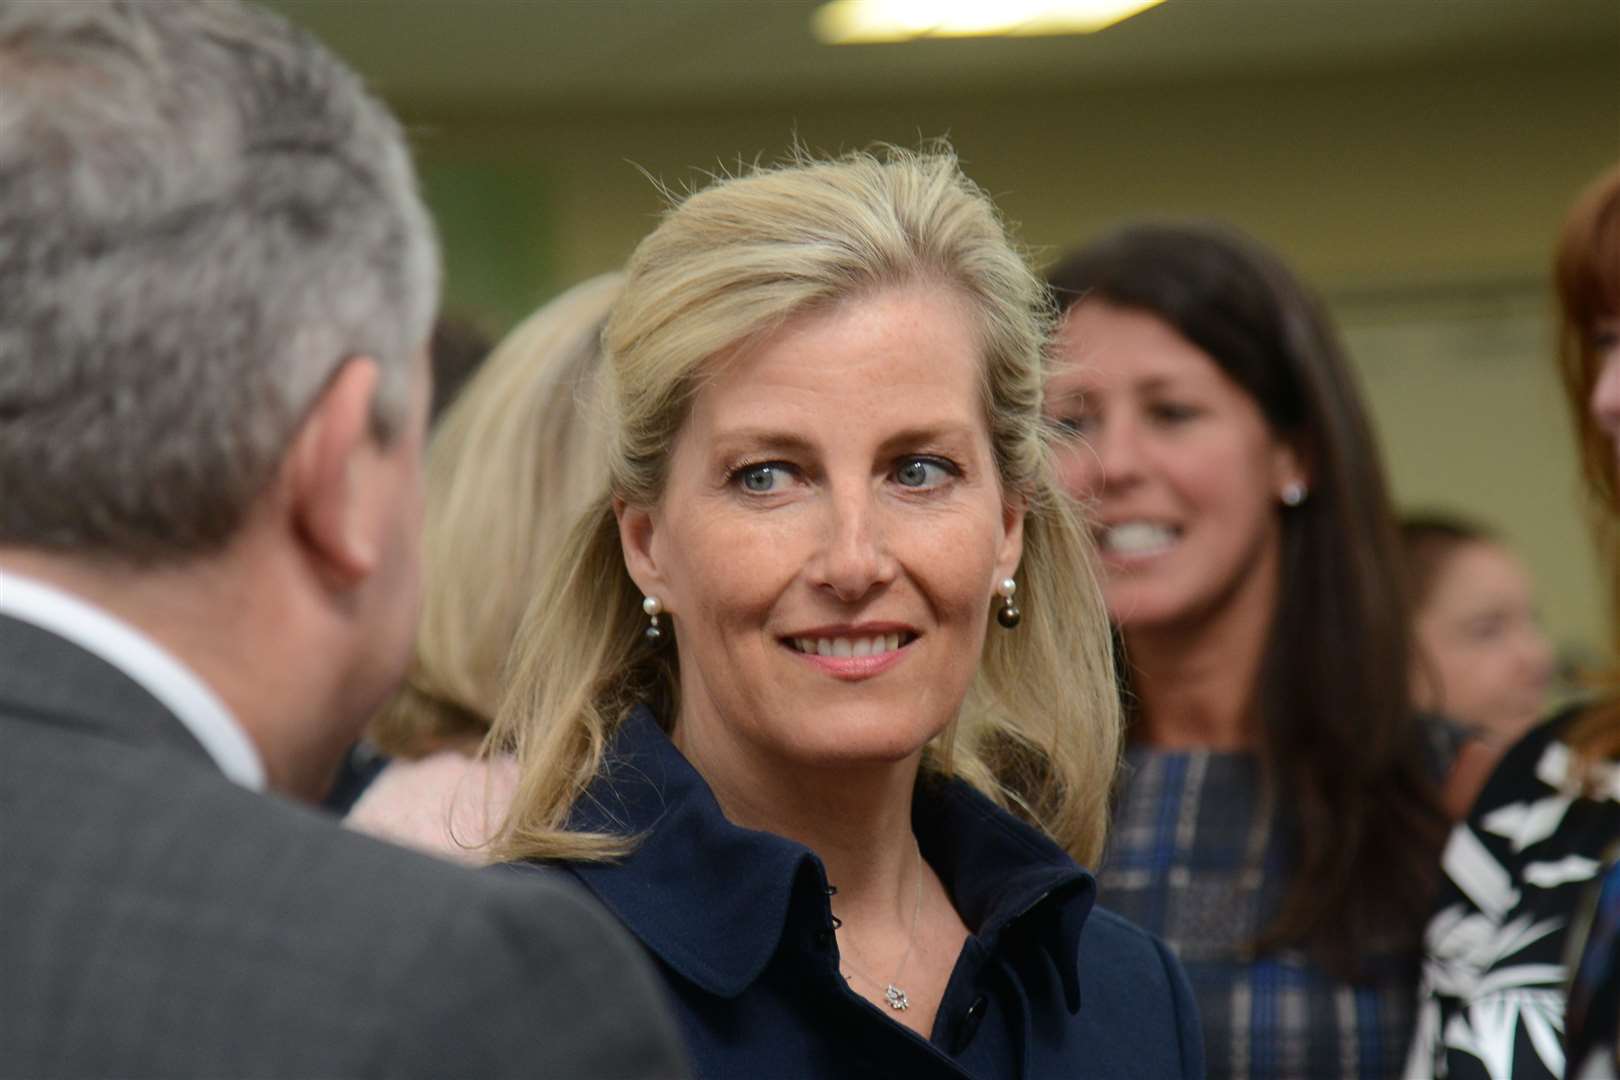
[345, 274, 621, 862]
[487, 148, 1202, 1079]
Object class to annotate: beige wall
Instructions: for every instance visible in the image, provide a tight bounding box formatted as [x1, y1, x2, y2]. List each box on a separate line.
[409, 50, 1620, 656]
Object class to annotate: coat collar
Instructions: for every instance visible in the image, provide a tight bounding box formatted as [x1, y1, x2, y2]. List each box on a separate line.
[0, 611, 213, 767]
[561, 706, 1095, 1011]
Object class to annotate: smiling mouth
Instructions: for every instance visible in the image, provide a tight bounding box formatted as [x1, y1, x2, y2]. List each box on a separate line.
[785, 632, 915, 658]
[1100, 521, 1180, 557]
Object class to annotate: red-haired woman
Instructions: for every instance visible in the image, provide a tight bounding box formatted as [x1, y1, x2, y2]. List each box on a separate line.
[1411, 160, 1620, 1080]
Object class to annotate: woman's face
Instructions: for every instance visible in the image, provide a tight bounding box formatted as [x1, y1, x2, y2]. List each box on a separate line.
[1590, 317, 1620, 472]
[1411, 540, 1554, 740]
[619, 283, 1023, 772]
[1046, 300, 1303, 633]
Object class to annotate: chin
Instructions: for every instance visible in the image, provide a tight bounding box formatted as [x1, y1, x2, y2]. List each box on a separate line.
[775, 706, 943, 769]
[1105, 590, 1186, 631]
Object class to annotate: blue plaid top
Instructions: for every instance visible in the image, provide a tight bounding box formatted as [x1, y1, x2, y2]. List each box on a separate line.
[1099, 747, 1422, 1079]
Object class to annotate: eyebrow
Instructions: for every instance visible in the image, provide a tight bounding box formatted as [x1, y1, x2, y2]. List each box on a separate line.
[873, 422, 979, 456]
[706, 429, 818, 457]
[1060, 374, 1191, 398]
[1133, 375, 1186, 394]
[708, 422, 981, 457]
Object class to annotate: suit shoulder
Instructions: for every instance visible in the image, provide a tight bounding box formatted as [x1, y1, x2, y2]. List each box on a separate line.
[1081, 904, 1169, 956]
[361, 857, 691, 1078]
[1077, 905, 1204, 1079]
[1079, 904, 1184, 996]
[4, 729, 689, 1078]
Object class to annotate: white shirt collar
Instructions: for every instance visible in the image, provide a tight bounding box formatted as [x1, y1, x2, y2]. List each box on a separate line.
[0, 568, 266, 791]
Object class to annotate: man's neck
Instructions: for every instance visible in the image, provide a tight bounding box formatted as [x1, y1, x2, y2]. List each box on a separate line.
[0, 544, 337, 798]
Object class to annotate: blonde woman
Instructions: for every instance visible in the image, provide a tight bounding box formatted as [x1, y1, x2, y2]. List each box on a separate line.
[488, 149, 1202, 1078]
[346, 274, 620, 862]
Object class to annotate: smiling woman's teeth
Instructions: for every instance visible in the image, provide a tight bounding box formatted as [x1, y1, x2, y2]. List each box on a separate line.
[793, 634, 904, 657]
[1103, 522, 1177, 556]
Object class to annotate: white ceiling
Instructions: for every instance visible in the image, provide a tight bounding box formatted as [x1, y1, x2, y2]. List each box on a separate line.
[266, 0, 1620, 114]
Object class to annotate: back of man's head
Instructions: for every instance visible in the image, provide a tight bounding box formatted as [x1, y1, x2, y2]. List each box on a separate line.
[0, 0, 440, 563]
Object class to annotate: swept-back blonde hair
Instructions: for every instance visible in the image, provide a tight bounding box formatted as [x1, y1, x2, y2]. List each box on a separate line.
[369, 273, 622, 758]
[488, 147, 1120, 867]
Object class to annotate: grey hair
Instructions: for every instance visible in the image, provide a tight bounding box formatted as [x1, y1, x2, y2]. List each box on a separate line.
[0, 0, 439, 562]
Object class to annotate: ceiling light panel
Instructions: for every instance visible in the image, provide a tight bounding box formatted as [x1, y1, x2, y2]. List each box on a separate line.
[813, 0, 1168, 44]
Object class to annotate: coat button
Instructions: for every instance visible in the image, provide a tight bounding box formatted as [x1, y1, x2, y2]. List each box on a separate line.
[951, 996, 988, 1053]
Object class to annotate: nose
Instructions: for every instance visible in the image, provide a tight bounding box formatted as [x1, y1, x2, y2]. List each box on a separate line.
[809, 484, 897, 604]
[1519, 623, 1557, 690]
[1590, 345, 1620, 446]
[1090, 414, 1146, 496]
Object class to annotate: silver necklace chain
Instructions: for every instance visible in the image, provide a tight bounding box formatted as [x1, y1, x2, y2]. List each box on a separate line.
[834, 840, 924, 1011]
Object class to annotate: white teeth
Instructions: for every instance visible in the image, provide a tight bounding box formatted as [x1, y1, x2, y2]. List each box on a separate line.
[793, 634, 909, 656]
[1103, 522, 1177, 556]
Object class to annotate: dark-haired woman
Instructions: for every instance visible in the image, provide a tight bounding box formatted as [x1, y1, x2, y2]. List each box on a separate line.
[1413, 161, 1620, 1080]
[1045, 223, 1456, 1079]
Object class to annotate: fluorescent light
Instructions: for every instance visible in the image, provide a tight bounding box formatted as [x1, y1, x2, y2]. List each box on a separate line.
[813, 0, 1166, 44]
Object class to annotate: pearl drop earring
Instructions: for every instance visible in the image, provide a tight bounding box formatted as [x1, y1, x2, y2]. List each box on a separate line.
[995, 577, 1021, 629]
[642, 595, 664, 642]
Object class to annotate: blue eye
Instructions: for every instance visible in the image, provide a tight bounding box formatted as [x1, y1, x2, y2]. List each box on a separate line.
[893, 457, 954, 489]
[1048, 414, 1093, 436]
[735, 462, 789, 493]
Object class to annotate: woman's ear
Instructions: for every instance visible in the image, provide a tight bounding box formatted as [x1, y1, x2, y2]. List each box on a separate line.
[996, 493, 1028, 586]
[1271, 436, 1312, 502]
[615, 496, 667, 601]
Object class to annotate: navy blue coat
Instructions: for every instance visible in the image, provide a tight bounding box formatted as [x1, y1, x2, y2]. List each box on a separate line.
[521, 708, 1204, 1079]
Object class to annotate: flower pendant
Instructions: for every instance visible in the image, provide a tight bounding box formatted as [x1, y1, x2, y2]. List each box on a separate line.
[884, 984, 910, 1011]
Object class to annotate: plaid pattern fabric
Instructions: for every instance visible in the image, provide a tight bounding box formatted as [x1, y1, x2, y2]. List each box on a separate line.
[1099, 748, 1420, 1079]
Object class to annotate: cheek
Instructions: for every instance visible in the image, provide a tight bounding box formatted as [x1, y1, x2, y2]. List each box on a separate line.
[661, 513, 791, 637]
[1432, 637, 1504, 695]
[903, 508, 1005, 616]
[1183, 447, 1276, 533]
[1053, 443, 1100, 502]
[1594, 349, 1620, 415]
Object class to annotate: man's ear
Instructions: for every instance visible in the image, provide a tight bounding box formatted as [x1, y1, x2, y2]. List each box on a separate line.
[285, 357, 385, 585]
[614, 495, 668, 602]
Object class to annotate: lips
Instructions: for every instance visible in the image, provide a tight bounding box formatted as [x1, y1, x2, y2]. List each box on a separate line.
[780, 625, 918, 681]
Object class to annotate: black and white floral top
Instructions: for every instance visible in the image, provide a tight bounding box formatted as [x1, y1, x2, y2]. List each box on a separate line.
[1409, 705, 1620, 1079]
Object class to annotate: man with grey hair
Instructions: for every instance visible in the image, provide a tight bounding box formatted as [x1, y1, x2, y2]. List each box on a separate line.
[0, 2, 688, 1076]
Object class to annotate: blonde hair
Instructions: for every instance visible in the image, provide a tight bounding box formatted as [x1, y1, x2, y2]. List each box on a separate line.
[488, 147, 1121, 867]
[369, 273, 622, 758]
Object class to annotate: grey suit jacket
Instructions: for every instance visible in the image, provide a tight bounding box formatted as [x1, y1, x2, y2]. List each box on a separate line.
[0, 613, 690, 1079]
